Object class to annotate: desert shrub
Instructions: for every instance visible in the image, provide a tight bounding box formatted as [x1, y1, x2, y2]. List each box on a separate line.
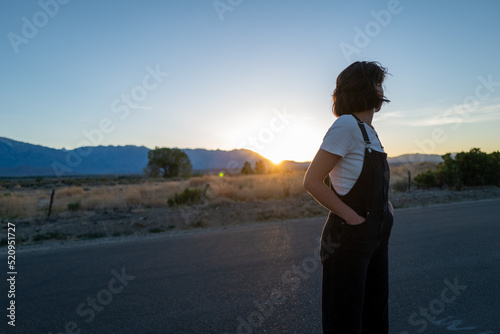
[414, 170, 437, 189]
[67, 202, 80, 211]
[391, 178, 409, 192]
[414, 148, 500, 190]
[167, 187, 203, 207]
[454, 148, 499, 186]
[434, 153, 460, 188]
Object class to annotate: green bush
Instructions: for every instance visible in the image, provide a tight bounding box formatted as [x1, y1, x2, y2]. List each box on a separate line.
[414, 148, 500, 190]
[435, 153, 460, 188]
[67, 202, 80, 211]
[414, 170, 437, 189]
[167, 187, 203, 207]
[454, 148, 499, 186]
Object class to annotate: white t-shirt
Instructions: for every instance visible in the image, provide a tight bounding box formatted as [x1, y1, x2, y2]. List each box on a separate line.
[320, 114, 385, 196]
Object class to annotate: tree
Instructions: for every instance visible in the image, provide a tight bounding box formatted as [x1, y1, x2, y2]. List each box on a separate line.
[491, 151, 500, 186]
[241, 161, 254, 175]
[254, 159, 266, 174]
[436, 152, 460, 188]
[415, 148, 500, 190]
[144, 147, 192, 178]
[454, 148, 497, 186]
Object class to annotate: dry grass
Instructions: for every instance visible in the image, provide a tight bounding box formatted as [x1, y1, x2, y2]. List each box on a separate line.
[0, 190, 41, 218]
[0, 163, 436, 220]
[0, 171, 307, 219]
[0, 181, 186, 219]
[389, 162, 437, 192]
[198, 172, 305, 202]
[3, 165, 500, 246]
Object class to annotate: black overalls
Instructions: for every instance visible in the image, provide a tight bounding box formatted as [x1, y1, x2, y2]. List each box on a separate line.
[320, 114, 393, 334]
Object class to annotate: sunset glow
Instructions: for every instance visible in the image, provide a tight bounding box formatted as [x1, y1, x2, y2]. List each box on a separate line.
[1, 1, 499, 161]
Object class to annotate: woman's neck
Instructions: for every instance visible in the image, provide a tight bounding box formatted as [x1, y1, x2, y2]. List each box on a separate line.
[352, 109, 375, 128]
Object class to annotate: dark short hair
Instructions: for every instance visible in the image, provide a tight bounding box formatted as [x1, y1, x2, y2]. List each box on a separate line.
[332, 61, 390, 117]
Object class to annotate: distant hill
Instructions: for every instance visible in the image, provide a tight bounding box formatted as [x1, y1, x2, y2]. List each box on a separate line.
[0, 137, 443, 177]
[181, 148, 271, 173]
[0, 137, 271, 177]
[277, 160, 310, 171]
[387, 154, 443, 166]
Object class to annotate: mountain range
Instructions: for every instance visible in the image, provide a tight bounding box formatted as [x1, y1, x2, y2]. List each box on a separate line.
[0, 137, 442, 177]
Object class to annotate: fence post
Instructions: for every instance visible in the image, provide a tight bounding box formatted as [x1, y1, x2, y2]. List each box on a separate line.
[198, 184, 210, 205]
[407, 170, 411, 192]
[47, 188, 55, 219]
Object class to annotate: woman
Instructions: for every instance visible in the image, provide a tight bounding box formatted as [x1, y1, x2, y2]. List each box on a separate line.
[303, 61, 394, 333]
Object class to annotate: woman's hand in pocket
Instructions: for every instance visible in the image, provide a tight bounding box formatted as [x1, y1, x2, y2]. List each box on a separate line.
[346, 214, 366, 225]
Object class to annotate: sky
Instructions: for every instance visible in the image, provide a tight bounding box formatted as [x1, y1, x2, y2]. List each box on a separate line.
[1, 0, 500, 164]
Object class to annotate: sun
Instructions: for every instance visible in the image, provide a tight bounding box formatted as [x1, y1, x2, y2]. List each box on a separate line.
[266, 155, 284, 165]
[259, 146, 302, 165]
[243, 122, 319, 164]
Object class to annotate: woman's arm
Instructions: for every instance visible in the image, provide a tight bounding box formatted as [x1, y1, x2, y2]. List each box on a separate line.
[303, 148, 366, 225]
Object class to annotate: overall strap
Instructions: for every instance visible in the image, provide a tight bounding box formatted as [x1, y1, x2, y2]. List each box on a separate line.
[351, 114, 371, 145]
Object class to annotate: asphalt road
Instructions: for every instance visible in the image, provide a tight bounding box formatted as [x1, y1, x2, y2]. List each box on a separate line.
[2, 198, 500, 334]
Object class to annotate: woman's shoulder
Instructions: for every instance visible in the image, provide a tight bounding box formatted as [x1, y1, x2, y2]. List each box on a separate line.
[331, 114, 358, 130]
[321, 114, 364, 158]
[324, 114, 358, 140]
